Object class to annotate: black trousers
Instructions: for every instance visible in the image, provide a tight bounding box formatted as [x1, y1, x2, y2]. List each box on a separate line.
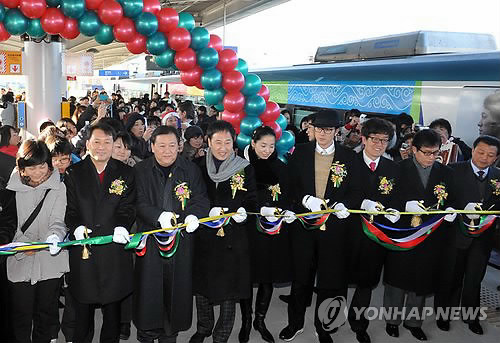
[137, 328, 177, 343]
[9, 277, 62, 343]
[0, 263, 15, 343]
[73, 299, 121, 343]
[195, 295, 236, 343]
[348, 286, 372, 332]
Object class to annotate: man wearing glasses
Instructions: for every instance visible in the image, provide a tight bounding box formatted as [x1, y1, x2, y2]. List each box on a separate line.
[383, 129, 457, 341]
[280, 110, 362, 343]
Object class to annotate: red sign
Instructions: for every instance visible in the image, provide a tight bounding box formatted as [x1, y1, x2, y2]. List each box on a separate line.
[67, 76, 77, 81]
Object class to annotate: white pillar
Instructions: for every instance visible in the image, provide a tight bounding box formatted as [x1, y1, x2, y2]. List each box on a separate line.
[24, 40, 62, 136]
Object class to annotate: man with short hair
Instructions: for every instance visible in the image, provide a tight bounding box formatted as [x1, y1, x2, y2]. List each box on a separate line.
[280, 110, 362, 343]
[133, 126, 210, 343]
[64, 122, 136, 342]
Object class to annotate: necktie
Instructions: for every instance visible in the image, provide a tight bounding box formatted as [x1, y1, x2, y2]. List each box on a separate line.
[477, 170, 485, 180]
[369, 162, 376, 172]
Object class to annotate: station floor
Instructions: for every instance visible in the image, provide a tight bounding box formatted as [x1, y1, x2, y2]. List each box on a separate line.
[57, 265, 500, 343]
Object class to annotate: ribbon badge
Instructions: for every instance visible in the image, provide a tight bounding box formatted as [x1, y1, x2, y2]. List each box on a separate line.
[330, 162, 347, 188]
[490, 179, 500, 196]
[230, 171, 247, 199]
[109, 178, 127, 196]
[268, 184, 281, 202]
[174, 182, 191, 211]
[433, 183, 448, 209]
[378, 177, 394, 195]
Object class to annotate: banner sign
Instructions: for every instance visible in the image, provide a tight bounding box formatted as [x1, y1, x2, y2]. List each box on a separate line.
[0, 51, 22, 75]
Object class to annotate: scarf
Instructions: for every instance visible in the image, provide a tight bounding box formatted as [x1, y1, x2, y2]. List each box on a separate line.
[20, 168, 52, 188]
[206, 149, 249, 186]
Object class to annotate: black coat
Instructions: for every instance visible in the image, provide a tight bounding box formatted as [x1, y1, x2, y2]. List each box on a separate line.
[245, 148, 292, 284]
[133, 156, 209, 333]
[192, 159, 257, 303]
[0, 190, 15, 342]
[287, 141, 362, 289]
[0, 152, 15, 190]
[64, 157, 136, 304]
[349, 153, 401, 288]
[384, 158, 454, 295]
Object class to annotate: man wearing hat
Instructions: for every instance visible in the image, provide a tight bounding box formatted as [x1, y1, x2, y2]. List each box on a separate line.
[280, 110, 362, 343]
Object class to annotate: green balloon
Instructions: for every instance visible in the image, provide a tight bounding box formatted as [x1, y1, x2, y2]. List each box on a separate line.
[204, 88, 225, 105]
[235, 58, 248, 76]
[197, 47, 219, 70]
[236, 133, 252, 150]
[61, 0, 85, 19]
[241, 74, 262, 96]
[215, 103, 224, 112]
[95, 24, 114, 45]
[27, 19, 46, 38]
[276, 130, 295, 153]
[240, 116, 262, 136]
[277, 154, 288, 164]
[245, 95, 266, 116]
[147, 31, 167, 56]
[155, 49, 175, 68]
[201, 69, 222, 90]
[4, 9, 29, 35]
[190, 27, 209, 50]
[276, 114, 288, 131]
[178, 12, 195, 31]
[79, 11, 101, 37]
[122, 0, 143, 18]
[135, 12, 158, 37]
[46, 0, 61, 7]
[0, 6, 6, 23]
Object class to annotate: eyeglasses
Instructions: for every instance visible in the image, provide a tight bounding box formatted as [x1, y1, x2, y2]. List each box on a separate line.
[368, 136, 389, 145]
[418, 149, 440, 157]
[314, 127, 334, 134]
[52, 157, 71, 165]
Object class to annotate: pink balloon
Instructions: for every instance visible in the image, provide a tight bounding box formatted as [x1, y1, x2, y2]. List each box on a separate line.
[40, 7, 65, 35]
[257, 84, 270, 102]
[180, 66, 203, 87]
[60, 17, 80, 39]
[19, 0, 47, 19]
[85, 0, 105, 11]
[157, 7, 179, 33]
[143, 0, 161, 15]
[216, 49, 238, 73]
[260, 101, 280, 122]
[98, 0, 123, 26]
[223, 91, 245, 113]
[0, 23, 11, 42]
[265, 121, 282, 140]
[168, 27, 191, 51]
[174, 48, 196, 71]
[2, 0, 20, 8]
[113, 17, 136, 43]
[126, 33, 147, 54]
[207, 34, 223, 52]
[222, 70, 244, 92]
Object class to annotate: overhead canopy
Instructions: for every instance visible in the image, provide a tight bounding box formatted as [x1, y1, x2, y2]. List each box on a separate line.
[0, 0, 288, 69]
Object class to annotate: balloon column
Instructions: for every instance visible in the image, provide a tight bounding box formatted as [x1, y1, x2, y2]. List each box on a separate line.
[0, 0, 295, 158]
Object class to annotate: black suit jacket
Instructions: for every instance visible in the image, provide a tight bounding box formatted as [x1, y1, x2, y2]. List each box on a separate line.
[64, 157, 136, 304]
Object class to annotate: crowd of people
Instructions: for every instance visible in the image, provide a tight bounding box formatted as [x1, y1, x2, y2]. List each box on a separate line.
[0, 90, 498, 343]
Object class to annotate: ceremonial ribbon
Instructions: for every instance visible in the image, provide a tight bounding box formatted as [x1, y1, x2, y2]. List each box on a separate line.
[257, 217, 284, 235]
[458, 215, 497, 237]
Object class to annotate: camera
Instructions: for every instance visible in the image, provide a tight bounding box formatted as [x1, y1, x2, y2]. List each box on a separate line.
[400, 142, 410, 150]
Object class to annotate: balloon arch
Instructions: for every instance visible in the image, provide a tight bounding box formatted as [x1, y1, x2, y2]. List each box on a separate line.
[0, 0, 296, 157]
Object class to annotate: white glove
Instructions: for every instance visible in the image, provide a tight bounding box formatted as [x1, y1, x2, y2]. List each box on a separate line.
[302, 195, 328, 212]
[232, 207, 247, 223]
[444, 207, 457, 222]
[384, 209, 401, 224]
[112, 226, 130, 244]
[184, 215, 200, 233]
[209, 207, 229, 217]
[260, 206, 279, 222]
[464, 202, 481, 220]
[405, 200, 426, 213]
[74, 225, 91, 241]
[334, 202, 350, 219]
[158, 212, 178, 229]
[361, 199, 382, 213]
[283, 210, 296, 224]
[46, 234, 62, 255]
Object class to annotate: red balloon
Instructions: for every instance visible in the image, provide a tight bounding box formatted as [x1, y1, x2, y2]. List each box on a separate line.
[222, 70, 244, 92]
[168, 27, 191, 51]
[41, 8, 65, 35]
[216, 49, 238, 73]
[20, 0, 47, 19]
[60, 18, 80, 39]
[223, 91, 245, 113]
[98, 0, 123, 26]
[126, 33, 147, 54]
[2, 0, 20, 8]
[143, 0, 161, 15]
[174, 48, 196, 71]
[265, 121, 282, 140]
[208, 34, 223, 52]
[157, 7, 178, 33]
[221, 110, 241, 129]
[113, 17, 136, 43]
[0, 23, 11, 42]
[260, 101, 280, 122]
[85, 0, 105, 10]
[257, 84, 270, 102]
[180, 66, 202, 87]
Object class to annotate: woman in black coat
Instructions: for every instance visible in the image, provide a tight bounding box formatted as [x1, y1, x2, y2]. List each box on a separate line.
[238, 126, 293, 343]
